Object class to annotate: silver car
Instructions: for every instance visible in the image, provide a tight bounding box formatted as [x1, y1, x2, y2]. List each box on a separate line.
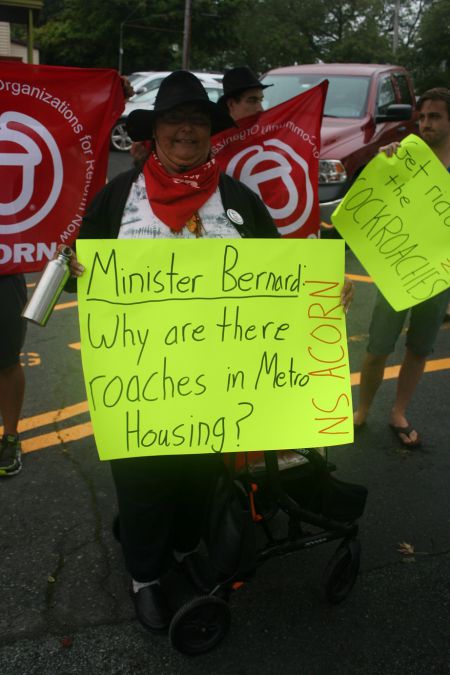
[111, 74, 223, 152]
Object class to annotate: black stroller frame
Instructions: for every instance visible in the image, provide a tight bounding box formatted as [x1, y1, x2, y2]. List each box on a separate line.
[251, 450, 360, 566]
[167, 447, 367, 656]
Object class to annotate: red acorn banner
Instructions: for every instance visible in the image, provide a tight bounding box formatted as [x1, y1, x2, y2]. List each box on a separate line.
[0, 62, 124, 274]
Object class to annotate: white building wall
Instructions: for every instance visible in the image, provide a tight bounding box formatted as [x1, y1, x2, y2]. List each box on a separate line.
[0, 21, 40, 63]
[0, 22, 12, 56]
[11, 42, 39, 63]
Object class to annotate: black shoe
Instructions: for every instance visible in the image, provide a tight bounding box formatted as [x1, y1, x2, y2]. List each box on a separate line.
[0, 435, 22, 477]
[134, 584, 172, 633]
[179, 552, 217, 594]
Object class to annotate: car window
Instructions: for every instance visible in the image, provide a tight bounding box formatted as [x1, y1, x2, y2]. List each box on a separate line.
[128, 75, 153, 91]
[193, 72, 223, 84]
[132, 73, 220, 98]
[128, 83, 221, 107]
[261, 74, 370, 118]
[376, 76, 396, 114]
[204, 87, 221, 103]
[393, 73, 413, 105]
[132, 77, 165, 96]
[132, 89, 159, 104]
[127, 72, 151, 85]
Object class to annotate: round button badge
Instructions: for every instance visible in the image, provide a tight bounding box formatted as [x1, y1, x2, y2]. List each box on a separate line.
[226, 209, 244, 225]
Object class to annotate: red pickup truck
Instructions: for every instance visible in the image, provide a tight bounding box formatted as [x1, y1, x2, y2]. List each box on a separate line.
[261, 63, 417, 231]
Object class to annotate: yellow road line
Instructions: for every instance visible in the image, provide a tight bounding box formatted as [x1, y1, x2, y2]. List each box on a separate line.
[4, 358, 448, 454]
[54, 300, 78, 310]
[25, 287, 77, 310]
[350, 357, 450, 386]
[346, 273, 373, 283]
[15, 401, 89, 433]
[22, 422, 93, 454]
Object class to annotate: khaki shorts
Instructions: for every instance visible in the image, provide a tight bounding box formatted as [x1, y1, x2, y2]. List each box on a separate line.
[367, 288, 450, 357]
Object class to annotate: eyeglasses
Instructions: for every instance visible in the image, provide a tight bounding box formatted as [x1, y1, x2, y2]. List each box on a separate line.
[159, 110, 211, 126]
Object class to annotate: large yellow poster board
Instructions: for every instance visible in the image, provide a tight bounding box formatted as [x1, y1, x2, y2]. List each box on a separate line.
[332, 134, 450, 311]
[77, 238, 353, 460]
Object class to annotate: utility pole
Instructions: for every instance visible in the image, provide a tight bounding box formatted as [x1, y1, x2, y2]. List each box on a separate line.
[393, 0, 400, 54]
[118, 21, 125, 73]
[118, 7, 141, 74]
[182, 0, 192, 69]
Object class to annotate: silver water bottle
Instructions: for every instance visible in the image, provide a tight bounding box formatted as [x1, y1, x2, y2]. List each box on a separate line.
[22, 246, 73, 326]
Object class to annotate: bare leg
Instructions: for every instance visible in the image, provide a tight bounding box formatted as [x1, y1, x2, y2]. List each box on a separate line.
[353, 351, 388, 426]
[389, 348, 426, 444]
[0, 363, 25, 436]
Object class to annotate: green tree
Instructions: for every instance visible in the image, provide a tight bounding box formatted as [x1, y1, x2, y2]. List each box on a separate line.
[36, 0, 186, 71]
[188, 0, 251, 70]
[34, 0, 441, 81]
[413, 0, 450, 91]
[223, 0, 397, 73]
[321, 0, 392, 62]
[35, 0, 246, 72]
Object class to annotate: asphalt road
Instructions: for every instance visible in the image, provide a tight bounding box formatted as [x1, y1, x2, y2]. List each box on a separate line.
[1, 151, 449, 674]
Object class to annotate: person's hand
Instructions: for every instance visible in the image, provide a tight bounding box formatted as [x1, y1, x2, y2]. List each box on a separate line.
[120, 76, 135, 101]
[341, 277, 354, 314]
[379, 141, 400, 157]
[56, 244, 84, 277]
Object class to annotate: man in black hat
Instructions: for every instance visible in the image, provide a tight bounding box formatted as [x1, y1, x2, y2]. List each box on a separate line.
[218, 66, 272, 122]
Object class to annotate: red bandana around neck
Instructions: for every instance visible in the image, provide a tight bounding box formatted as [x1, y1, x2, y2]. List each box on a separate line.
[143, 153, 221, 231]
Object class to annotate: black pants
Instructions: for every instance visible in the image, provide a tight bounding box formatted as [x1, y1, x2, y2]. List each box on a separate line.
[110, 453, 221, 582]
[0, 274, 27, 369]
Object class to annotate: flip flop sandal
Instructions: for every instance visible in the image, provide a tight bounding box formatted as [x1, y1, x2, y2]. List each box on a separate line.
[389, 424, 421, 448]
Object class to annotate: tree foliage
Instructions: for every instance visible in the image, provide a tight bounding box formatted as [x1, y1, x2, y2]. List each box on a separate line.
[36, 0, 184, 71]
[32, 0, 450, 92]
[414, 0, 450, 90]
[35, 0, 246, 73]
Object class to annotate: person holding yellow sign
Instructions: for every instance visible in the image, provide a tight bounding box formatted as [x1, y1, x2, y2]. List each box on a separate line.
[63, 71, 282, 634]
[353, 87, 450, 448]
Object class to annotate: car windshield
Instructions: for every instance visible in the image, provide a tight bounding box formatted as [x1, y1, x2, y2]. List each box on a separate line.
[126, 73, 144, 82]
[128, 84, 222, 108]
[131, 89, 160, 104]
[131, 76, 167, 97]
[261, 74, 371, 119]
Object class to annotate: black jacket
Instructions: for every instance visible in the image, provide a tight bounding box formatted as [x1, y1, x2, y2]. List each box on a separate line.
[66, 168, 279, 292]
[77, 168, 279, 241]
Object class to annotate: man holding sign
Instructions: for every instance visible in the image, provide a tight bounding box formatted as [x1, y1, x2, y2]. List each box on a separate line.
[353, 88, 450, 447]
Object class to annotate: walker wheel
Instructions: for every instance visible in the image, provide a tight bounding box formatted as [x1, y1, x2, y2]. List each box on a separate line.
[169, 595, 231, 655]
[322, 539, 361, 604]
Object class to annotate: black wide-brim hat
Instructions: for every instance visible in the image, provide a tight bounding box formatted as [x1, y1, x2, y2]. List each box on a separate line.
[126, 70, 235, 141]
[218, 66, 273, 106]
